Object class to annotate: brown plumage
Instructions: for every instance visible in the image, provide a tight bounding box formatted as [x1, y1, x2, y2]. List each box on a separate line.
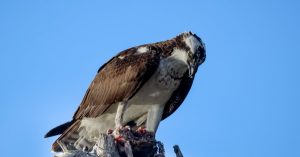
[45, 32, 206, 152]
[74, 47, 160, 119]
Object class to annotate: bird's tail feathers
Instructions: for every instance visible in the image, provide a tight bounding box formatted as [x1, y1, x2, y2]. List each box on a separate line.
[51, 120, 82, 152]
[45, 120, 74, 138]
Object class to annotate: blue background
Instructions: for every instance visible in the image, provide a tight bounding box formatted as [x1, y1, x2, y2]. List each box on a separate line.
[0, 0, 299, 156]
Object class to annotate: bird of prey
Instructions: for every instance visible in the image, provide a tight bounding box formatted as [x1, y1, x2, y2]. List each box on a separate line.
[45, 32, 206, 152]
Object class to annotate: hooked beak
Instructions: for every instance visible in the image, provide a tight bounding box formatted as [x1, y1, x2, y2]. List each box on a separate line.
[188, 61, 195, 78]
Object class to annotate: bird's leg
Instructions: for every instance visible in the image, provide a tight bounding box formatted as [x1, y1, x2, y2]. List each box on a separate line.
[114, 101, 128, 141]
[115, 101, 127, 128]
[146, 105, 164, 135]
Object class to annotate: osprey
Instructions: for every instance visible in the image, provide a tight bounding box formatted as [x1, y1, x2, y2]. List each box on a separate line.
[45, 32, 206, 152]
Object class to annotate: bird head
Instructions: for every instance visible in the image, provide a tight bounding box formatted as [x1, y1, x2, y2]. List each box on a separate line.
[176, 31, 206, 78]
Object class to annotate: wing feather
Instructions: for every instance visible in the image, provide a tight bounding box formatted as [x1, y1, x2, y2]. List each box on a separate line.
[73, 47, 160, 119]
[52, 47, 160, 152]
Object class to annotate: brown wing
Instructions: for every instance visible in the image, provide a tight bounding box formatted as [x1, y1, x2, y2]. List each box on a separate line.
[51, 47, 161, 152]
[73, 47, 160, 119]
[161, 68, 198, 120]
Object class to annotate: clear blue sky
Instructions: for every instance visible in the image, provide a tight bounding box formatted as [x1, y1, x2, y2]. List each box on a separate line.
[0, 0, 299, 157]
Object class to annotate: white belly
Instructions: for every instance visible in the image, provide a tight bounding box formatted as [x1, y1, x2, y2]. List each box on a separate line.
[123, 70, 180, 125]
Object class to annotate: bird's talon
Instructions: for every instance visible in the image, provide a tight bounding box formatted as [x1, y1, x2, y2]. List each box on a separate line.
[120, 125, 130, 132]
